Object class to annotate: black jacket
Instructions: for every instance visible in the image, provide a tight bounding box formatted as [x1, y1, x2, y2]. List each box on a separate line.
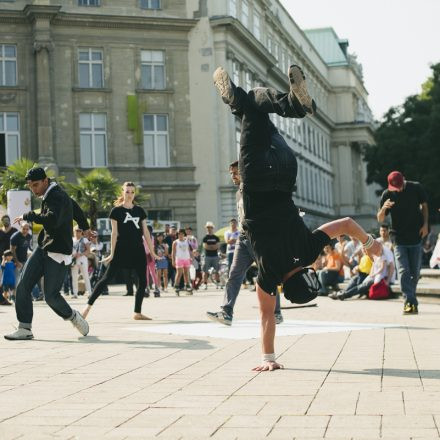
[239, 126, 297, 194]
[23, 184, 89, 255]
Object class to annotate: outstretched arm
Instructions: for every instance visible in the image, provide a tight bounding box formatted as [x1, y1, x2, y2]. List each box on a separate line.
[318, 217, 382, 259]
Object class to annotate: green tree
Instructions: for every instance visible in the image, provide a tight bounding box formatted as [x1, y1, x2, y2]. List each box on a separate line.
[65, 168, 120, 230]
[0, 158, 61, 208]
[363, 63, 440, 219]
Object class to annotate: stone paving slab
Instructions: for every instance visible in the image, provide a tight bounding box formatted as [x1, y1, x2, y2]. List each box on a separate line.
[0, 285, 440, 439]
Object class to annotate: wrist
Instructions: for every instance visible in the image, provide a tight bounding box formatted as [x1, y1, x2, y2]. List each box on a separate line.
[262, 353, 276, 363]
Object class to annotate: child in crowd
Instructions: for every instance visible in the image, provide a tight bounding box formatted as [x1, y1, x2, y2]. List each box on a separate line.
[1, 250, 16, 303]
[171, 229, 193, 295]
[192, 249, 203, 290]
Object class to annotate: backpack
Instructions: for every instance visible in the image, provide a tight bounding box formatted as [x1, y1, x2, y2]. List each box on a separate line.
[368, 279, 390, 300]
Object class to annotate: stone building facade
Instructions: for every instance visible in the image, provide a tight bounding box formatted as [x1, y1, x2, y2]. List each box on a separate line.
[0, 0, 379, 237]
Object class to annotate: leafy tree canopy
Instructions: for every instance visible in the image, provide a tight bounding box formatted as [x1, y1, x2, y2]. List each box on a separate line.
[363, 63, 440, 219]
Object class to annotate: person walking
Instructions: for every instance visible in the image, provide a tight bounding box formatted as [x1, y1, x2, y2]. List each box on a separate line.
[143, 225, 161, 297]
[377, 171, 428, 314]
[71, 226, 93, 299]
[4, 167, 90, 340]
[82, 182, 158, 320]
[206, 161, 283, 325]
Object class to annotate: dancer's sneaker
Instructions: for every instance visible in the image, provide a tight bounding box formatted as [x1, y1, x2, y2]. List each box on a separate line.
[203, 284, 208, 290]
[4, 328, 34, 340]
[213, 67, 236, 105]
[275, 313, 284, 325]
[144, 288, 150, 298]
[185, 284, 193, 295]
[288, 65, 316, 115]
[70, 310, 89, 336]
[175, 287, 180, 297]
[154, 287, 161, 297]
[206, 310, 232, 326]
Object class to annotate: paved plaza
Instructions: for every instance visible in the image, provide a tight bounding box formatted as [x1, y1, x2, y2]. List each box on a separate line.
[1, 286, 440, 440]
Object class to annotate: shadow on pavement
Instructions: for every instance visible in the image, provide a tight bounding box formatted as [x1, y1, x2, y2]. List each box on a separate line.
[34, 336, 214, 350]
[285, 367, 440, 379]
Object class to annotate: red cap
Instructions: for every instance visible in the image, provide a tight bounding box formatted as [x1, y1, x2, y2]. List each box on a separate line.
[387, 171, 404, 191]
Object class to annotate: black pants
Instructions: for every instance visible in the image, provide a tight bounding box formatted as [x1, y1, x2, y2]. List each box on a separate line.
[15, 247, 73, 329]
[88, 254, 147, 313]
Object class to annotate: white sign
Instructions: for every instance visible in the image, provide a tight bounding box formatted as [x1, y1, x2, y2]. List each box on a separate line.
[7, 190, 32, 223]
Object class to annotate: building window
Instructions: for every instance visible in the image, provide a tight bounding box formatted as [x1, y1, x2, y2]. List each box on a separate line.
[232, 61, 240, 86]
[143, 114, 169, 167]
[140, 50, 165, 90]
[79, 113, 107, 168]
[0, 44, 17, 86]
[235, 128, 241, 158]
[241, 0, 249, 27]
[229, 0, 237, 17]
[78, 48, 103, 88]
[244, 71, 252, 91]
[253, 11, 261, 41]
[0, 112, 20, 166]
[140, 0, 160, 9]
[78, 0, 100, 6]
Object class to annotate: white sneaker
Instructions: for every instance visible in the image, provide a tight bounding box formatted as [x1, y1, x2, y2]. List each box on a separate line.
[275, 313, 284, 325]
[4, 328, 34, 340]
[71, 294, 78, 299]
[71, 310, 89, 336]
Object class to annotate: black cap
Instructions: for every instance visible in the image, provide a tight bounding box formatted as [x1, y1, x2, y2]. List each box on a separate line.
[25, 167, 47, 181]
[283, 268, 320, 304]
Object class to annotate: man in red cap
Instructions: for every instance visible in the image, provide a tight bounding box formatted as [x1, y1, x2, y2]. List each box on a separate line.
[377, 171, 428, 315]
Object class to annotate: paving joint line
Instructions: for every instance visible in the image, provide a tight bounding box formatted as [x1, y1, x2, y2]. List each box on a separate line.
[402, 390, 406, 415]
[154, 414, 184, 437]
[305, 331, 352, 415]
[265, 415, 281, 437]
[323, 414, 332, 438]
[380, 328, 386, 391]
[406, 325, 424, 390]
[354, 391, 360, 415]
[209, 415, 232, 437]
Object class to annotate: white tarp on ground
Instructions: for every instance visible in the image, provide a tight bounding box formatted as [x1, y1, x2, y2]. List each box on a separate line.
[124, 320, 400, 340]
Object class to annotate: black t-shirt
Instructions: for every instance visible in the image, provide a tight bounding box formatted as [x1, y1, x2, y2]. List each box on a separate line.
[379, 181, 427, 245]
[0, 227, 18, 259]
[10, 231, 32, 263]
[110, 205, 147, 248]
[203, 234, 220, 257]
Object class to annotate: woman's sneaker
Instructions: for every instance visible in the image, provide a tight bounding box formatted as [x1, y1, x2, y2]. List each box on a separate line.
[4, 327, 34, 340]
[275, 313, 284, 325]
[70, 310, 89, 336]
[288, 65, 316, 115]
[213, 67, 236, 105]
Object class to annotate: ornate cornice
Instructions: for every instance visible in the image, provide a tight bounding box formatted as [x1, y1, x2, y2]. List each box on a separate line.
[52, 13, 197, 32]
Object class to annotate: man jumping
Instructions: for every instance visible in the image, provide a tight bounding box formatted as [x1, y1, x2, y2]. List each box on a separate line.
[213, 65, 381, 371]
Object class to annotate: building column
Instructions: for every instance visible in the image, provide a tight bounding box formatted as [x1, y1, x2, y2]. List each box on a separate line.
[24, 5, 61, 174]
[33, 41, 56, 171]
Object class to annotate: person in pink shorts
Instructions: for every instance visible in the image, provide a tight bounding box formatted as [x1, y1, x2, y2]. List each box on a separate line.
[172, 229, 193, 296]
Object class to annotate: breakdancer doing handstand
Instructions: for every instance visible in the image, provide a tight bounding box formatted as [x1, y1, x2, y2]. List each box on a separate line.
[213, 65, 382, 372]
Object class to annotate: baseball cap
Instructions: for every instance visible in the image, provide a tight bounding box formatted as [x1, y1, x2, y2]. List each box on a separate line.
[25, 167, 47, 181]
[283, 268, 321, 304]
[387, 171, 404, 191]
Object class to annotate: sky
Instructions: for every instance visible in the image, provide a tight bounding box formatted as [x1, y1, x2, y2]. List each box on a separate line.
[280, 0, 440, 120]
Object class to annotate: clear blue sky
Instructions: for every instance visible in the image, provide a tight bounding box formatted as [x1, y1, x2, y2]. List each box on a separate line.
[280, 0, 440, 120]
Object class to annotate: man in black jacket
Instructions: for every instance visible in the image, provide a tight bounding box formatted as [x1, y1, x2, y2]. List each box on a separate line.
[4, 167, 92, 340]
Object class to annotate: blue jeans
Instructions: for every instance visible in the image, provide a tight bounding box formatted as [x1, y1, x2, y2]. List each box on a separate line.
[222, 237, 281, 317]
[318, 270, 344, 295]
[394, 243, 422, 306]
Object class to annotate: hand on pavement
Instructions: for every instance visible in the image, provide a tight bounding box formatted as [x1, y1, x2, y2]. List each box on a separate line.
[252, 361, 284, 372]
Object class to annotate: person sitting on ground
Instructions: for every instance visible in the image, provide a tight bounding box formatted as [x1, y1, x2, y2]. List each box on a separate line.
[317, 244, 345, 295]
[329, 248, 372, 300]
[330, 243, 393, 301]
